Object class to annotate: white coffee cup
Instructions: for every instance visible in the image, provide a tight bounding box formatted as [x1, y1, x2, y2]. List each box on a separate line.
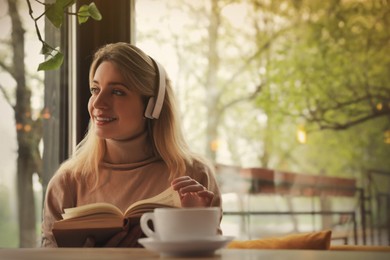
[140, 207, 220, 241]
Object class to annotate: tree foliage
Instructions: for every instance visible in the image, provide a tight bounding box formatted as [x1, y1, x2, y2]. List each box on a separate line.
[268, 0, 390, 132]
[258, 0, 390, 175]
[137, 0, 390, 177]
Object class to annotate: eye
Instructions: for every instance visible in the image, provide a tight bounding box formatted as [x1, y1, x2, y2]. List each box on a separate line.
[112, 89, 125, 96]
[90, 86, 99, 95]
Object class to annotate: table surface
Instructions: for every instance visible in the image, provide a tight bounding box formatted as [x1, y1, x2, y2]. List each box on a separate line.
[0, 248, 389, 260]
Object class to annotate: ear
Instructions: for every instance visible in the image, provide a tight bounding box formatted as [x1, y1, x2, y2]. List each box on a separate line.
[144, 58, 166, 119]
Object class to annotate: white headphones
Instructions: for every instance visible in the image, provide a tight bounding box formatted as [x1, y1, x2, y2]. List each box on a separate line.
[144, 58, 166, 119]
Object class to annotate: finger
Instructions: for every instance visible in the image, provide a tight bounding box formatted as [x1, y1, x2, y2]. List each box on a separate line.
[171, 176, 191, 185]
[104, 230, 128, 247]
[197, 190, 214, 199]
[172, 178, 201, 190]
[171, 177, 194, 190]
[180, 192, 212, 207]
[83, 236, 95, 247]
[179, 185, 206, 195]
[118, 225, 144, 247]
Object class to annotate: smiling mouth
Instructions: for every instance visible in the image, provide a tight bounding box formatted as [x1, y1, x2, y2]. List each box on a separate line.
[94, 116, 117, 123]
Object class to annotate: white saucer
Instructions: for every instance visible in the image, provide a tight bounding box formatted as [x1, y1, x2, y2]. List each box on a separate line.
[138, 236, 234, 257]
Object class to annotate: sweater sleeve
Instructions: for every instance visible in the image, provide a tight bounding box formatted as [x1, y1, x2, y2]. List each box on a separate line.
[191, 160, 222, 208]
[41, 170, 76, 247]
[189, 160, 223, 234]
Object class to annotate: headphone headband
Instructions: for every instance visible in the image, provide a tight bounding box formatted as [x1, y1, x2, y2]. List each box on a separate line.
[144, 58, 166, 119]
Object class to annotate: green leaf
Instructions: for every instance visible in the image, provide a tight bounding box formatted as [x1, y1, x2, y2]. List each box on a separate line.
[45, 0, 77, 28]
[58, 0, 76, 9]
[45, 3, 64, 28]
[38, 48, 64, 71]
[77, 3, 102, 24]
[77, 5, 90, 24]
[88, 2, 102, 21]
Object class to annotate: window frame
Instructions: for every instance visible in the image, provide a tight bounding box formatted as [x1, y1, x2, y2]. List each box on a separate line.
[69, 0, 135, 151]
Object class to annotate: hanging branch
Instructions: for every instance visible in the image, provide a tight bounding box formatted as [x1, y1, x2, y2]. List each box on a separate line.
[26, 0, 102, 71]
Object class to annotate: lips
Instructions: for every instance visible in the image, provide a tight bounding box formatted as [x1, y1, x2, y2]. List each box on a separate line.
[94, 116, 117, 125]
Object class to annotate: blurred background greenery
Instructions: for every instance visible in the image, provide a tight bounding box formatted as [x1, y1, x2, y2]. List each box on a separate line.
[0, 0, 389, 247]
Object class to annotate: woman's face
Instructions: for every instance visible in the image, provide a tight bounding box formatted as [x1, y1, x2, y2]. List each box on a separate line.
[88, 61, 146, 140]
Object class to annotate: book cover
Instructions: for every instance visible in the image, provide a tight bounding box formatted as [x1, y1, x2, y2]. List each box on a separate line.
[52, 186, 181, 247]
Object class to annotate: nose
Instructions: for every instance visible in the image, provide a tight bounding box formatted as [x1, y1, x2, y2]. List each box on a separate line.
[92, 91, 110, 109]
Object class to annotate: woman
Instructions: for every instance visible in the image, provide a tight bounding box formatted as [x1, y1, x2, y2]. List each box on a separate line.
[41, 42, 222, 247]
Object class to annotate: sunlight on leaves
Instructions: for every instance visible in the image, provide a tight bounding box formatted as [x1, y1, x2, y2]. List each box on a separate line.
[88, 3, 102, 21]
[78, 3, 102, 24]
[77, 4, 90, 24]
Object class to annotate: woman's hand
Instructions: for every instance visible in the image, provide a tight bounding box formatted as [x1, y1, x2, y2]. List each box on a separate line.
[82, 219, 129, 248]
[171, 176, 214, 207]
[82, 230, 128, 247]
[83, 236, 95, 247]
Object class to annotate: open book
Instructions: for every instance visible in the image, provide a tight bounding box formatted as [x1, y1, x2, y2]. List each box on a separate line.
[52, 186, 181, 247]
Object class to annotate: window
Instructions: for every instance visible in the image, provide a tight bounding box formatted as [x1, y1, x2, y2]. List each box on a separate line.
[135, 0, 390, 244]
[1, 0, 388, 248]
[0, 0, 64, 247]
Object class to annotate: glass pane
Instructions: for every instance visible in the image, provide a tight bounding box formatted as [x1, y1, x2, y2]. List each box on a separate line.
[0, 0, 61, 247]
[135, 0, 390, 245]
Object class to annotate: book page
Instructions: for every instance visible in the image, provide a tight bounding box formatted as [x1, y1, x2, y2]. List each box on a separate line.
[59, 186, 181, 220]
[62, 203, 123, 220]
[54, 214, 124, 229]
[124, 186, 181, 216]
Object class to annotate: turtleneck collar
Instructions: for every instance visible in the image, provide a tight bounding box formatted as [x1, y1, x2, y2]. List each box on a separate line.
[102, 131, 155, 165]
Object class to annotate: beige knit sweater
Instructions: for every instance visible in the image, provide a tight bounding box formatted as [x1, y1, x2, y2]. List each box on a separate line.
[41, 132, 221, 247]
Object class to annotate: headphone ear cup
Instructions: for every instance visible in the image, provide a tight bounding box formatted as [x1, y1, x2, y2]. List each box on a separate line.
[145, 57, 166, 119]
[144, 97, 155, 119]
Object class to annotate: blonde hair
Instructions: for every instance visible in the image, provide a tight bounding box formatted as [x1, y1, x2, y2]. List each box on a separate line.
[59, 42, 206, 181]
